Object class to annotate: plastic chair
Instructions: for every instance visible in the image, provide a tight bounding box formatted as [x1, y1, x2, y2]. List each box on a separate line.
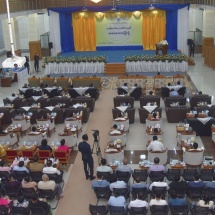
[108, 205, 127, 215]
[54, 150, 70, 171]
[186, 186, 204, 199]
[21, 150, 37, 161]
[151, 186, 167, 199]
[89, 204, 108, 215]
[93, 187, 112, 205]
[116, 170, 131, 183]
[132, 169, 148, 183]
[129, 207, 148, 215]
[150, 205, 169, 215]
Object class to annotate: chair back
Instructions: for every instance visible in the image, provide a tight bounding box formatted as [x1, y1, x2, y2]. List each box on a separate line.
[132, 169, 148, 182]
[22, 188, 37, 200]
[200, 168, 214, 181]
[131, 187, 148, 200]
[11, 206, 30, 215]
[183, 150, 204, 167]
[108, 205, 126, 215]
[56, 77, 70, 91]
[89, 204, 108, 215]
[166, 169, 181, 181]
[38, 188, 56, 200]
[150, 205, 169, 215]
[42, 77, 55, 87]
[130, 87, 142, 100]
[58, 133, 77, 148]
[117, 87, 128, 95]
[170, 205, 189, 215]
[148, 150, 167, 166]
[29, 206, 50, 215]
[129, 207, 148, 215]
[21, 150, 35, 160]
[116, 171, 131, 183]
[13, 170, 28, 181]
[151, 186, 167, 199]
[93, 187, 111, 200]
[187, 186, 204, 199]
[97, 171, 111, 182]
[29, 171, 43, 183]
[6, 149, 20, 162]
[54, 151, 69, 163]
[28, 77, 40, 87]
[182, 169, 198, 181]
[113, 187, 129, 199]
[38, 150, 51, 161]
[4, 184, 21, 198]
[112, 119, 129, 132]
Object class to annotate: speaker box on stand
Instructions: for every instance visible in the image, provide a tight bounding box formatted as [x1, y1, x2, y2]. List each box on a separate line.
[49, 42, 53, 49]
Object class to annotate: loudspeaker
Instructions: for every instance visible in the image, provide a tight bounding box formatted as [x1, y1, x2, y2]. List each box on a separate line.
[7, 51, 12, 58]
[49, 42, 53, 49]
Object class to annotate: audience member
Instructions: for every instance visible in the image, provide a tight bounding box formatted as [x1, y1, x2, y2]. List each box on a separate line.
[13, 196, 29, 208]
[168, 190, 187, 207]
[197, 194, 214, 209]
[38, 174, 63, 200]
[39, 139, 52, 152]
[170, 89, 179, 96]
[29, 194, 50, 212]
[43, 160, 62, 175]
[91, 172, 110, 189]
[110, 124, 121, 134]
[29, 155, 44, 172]
[205, 174, 215, 189]
[187, 173, 205, 188]
[149, 175, 169, 191]
[21, 176, 37, 190]
[13, 161, 29, 174]
[108, 190, 127, 210]
[110, 180, 127, 192]
[0, 160, 11, 172]
[116, 158, 132, 173]
[130, 177, 148, 192]
[147, 136, 165, 152]
[121, 83, 128, 90]
[169, 174, 187, 191]
[97, 159, 113, 174]
[58, 139, 69, 153]
[183, 142, 204, 152]
[149, 192, 168, 206]
[128, 192, 149, 209]
[148, 157, 166, 174]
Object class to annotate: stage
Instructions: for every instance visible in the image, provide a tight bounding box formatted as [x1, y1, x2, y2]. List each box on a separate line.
[44, 49, 188, 75]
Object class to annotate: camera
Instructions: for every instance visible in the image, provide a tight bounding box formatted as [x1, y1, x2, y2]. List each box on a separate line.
[92, 129, 99, 142]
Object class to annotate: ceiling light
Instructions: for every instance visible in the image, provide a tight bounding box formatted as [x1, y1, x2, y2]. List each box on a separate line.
[149, 4, 155, 10]
[90, 0, 102, 3]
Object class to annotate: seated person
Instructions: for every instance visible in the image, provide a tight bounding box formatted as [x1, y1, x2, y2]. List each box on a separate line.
[147, 136, 165, 152]
[197, 194, 214, 209]
[38, 174, 63, 200]
[91, 172, 110, 189]
[110, 180, 127, 192]
[149, 192, 168, 206]
[169, 174, 187, 191]
[13, 161, 29, 174]
[22, 83, 29, 88]
[42, 160, 62, 176]
[13, 196, 29, 209]
[29, 126, 40, 134]
[21, 176, 37, 190]
[110, 124, 121, 135]
[0, 160, 11, 172]
[149, 175, 169, 191]
[66, 113, 76, 121]
[0, 127, 7, 135]
[187, 173, 205, 188]
[58, 139, 70, 154]
[89, 83, 94, 88]
[2, 174, 21, 188]
[108, 190, 127, 210]
[168, 190, 187, 207]
[29, 155, 44, 172]
[130, 177, 148, 192]
[170, 89, 179, 96]
[39, 139, 52, 152]
[128, 192, 149, 209]
[116, 158, 132, 173]
[183, 142, 204, 152]
[97, 158, 113, 174]
[115, 113, 126, 120]
[148, 157, 166, 174]
[176, 81, 182, 88]
[121, 83, 128, 90]
[29, 194, 50, 213]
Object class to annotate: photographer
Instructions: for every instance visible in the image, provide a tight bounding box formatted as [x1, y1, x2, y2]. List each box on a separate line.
[78, 134, 96, 180]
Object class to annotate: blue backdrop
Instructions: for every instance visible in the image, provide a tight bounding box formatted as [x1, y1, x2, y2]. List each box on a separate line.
[48, 4, 189, 53]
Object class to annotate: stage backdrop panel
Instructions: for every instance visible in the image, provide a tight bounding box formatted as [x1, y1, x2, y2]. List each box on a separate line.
[96, 12, 142, 47]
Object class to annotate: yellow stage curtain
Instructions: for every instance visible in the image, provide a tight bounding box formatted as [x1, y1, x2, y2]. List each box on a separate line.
[142, 10, 166, 50]
[72, 12, 96, 51]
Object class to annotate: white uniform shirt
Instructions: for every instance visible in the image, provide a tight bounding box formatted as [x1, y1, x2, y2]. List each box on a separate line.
[147, 140, 165, 151]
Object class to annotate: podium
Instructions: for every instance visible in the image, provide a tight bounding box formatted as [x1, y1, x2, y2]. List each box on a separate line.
[155, 44, 168, 55]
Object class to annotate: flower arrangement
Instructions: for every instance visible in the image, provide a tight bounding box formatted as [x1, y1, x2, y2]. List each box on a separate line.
[124, 54, 187, 63]
[44, 56, 107, 64]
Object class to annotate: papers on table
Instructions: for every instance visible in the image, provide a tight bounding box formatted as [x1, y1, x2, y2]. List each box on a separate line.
[197, 117, 212, 125]
[19, 88, 29, 93]
[45, 106, 55, 111]
[73, 103, 83, 109]
[73, 87, 89, 96]
[44, 87, 56, 92]
[21, 107, 31, 111]
[32, 96, 41, 101]
[6, 96, 17, 102]
[143, 105, 157, 113]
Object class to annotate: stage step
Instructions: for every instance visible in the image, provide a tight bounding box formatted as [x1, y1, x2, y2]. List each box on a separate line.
[105, 63, 126, 76]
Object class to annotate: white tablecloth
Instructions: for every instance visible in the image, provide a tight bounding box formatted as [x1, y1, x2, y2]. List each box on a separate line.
[116, 106, 129, 113]
[73, 87, 89, 96]
[126, 61, 188, 73]
[166, 86, 182, 91]
[13, 67, 28, 83]
[143, 106, 157, 113]
[104, 150, 124, 164]
[45, 62, 105, 74]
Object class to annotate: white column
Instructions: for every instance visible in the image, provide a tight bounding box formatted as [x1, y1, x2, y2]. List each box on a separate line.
[203, 9, 215, 37]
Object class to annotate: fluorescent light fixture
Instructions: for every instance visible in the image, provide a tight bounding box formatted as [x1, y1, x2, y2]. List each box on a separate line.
[90, 0, 102, 3]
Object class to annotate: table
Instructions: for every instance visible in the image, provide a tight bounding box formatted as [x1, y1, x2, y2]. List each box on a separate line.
[126, 60, 188, 73]
[45, 62, 105, 74]
[146, 127, 163, 143]
[146, 118, 162, 128]
[20, 145, 38, 152]
[6, 126, 21, 141]
[13, 67, 28, 84]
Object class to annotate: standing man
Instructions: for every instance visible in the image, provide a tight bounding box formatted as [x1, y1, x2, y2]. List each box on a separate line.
[78, 134, 96, 180]
[34, 53, 39, 73]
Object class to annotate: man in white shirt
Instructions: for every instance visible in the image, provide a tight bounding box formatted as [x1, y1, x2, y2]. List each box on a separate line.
[108, 191, 127, 210]
[128, 192, 149, 209]
[43, 160, 61, 175]
[116, 159, 132, 173]
[110, 180, 127, 191]
[149, 175, 169, 191]
[110, 124, 121, 135]
[97, 158, 113, 174]
[149, 192, 168, 206]
[182, 142, 204, 152]
[147, 136, 165, 151]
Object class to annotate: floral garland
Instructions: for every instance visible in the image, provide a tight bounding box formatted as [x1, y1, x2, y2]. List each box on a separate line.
[124, 54, 187, 63]
[44, 56, 107, 64]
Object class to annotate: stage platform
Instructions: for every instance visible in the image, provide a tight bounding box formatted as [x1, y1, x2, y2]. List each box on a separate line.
[60, 49, 180, 63]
